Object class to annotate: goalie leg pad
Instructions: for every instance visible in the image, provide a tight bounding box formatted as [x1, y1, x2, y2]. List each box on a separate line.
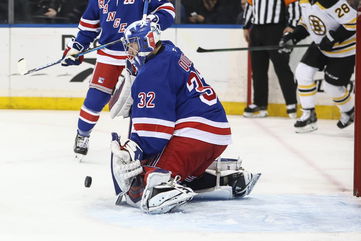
[186, 158, 261, 199]
[140, 168, 196, 214]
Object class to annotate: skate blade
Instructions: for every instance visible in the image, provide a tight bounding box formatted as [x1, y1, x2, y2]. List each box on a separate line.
[243, 111, 268, 118]
[295, 123, 318, 133]
[75, 153, 85, 162]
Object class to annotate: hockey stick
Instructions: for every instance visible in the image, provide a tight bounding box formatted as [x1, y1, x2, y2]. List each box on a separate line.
[17, 0, 150, 76]
[17, 38, 124, 76]
[196, 44, 311, 53]
[142, 0, 149, 21]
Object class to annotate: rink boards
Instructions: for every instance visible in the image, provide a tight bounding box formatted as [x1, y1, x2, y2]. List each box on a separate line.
[0, 26, 354, 118]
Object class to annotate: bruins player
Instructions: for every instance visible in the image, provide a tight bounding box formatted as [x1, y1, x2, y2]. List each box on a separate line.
[279, 0, 356, 133]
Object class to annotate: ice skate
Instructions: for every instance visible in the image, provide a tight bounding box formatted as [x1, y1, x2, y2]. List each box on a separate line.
[337, 107, 354, 129]
[286, 104, 297, 119]
[294, 108, 318, 133]
[243, 104, 268, 118]
[74, 133, 89, 162]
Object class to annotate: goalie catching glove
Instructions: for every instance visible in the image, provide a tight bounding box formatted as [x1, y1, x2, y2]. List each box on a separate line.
[111, 133, 143, 194]
[61, 38, 85, 66]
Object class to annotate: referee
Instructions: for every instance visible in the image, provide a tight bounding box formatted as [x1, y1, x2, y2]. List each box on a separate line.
[242, 0, 301, 118]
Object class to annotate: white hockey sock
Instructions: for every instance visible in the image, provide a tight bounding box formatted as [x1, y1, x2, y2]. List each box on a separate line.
[295, 63, 318, 109]
[323, 81, 354, 113]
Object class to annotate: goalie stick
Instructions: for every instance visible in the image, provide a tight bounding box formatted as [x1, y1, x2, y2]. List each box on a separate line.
[196, 44, 311, 53]
[17, 0, 150, 76]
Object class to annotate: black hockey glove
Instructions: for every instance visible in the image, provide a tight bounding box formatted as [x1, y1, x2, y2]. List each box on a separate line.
[278, 32, 296, 54]
[319, 32, 336, 51]
[278, 25, 309, 54]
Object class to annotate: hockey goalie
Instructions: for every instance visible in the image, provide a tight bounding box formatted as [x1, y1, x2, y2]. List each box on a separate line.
[109, 20, 261, 214]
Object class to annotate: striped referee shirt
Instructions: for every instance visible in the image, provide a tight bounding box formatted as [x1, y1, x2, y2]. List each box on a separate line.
[243, 0, 301, 29]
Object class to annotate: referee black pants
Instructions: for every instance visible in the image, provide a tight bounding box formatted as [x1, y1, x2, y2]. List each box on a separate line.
[250, 24, 297, 107]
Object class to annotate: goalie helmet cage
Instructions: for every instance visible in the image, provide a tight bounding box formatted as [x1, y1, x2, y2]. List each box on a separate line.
[355, 5, 361, 197]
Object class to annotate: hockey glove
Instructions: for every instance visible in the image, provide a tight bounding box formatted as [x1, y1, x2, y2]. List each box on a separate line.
[146, 14, 159, 24]
[278, 32, 295, 54]
[111, 136, 143, 193]
[61, 38, 85, 66]
[319, 31, 336, 51]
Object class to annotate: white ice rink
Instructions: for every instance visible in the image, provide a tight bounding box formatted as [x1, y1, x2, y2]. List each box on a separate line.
[0, 110, 360, 241]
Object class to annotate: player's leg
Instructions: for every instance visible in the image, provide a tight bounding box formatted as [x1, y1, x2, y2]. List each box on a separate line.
[120, 166, 196, 214]
[323, 55, 355, 129]
[244, 26, 269, 118]
[74, 62, 124, 158]
[268, 25, 297, 118]
[294, 44, 325, 133]
[129, 137, 227, 211]
[149, 137, 260, 199]
[152, 136, 227, 181]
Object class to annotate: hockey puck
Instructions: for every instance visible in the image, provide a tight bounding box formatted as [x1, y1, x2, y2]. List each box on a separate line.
[84, 176, 92, 188]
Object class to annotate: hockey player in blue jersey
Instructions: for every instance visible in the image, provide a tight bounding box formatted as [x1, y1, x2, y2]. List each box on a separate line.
[109, 20, 261, 214]
[61, 0, 175, 161]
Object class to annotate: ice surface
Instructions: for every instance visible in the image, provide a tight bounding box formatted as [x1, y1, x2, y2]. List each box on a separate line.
[0, 110, 360, 241]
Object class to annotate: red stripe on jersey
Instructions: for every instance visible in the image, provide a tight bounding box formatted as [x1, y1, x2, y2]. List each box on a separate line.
[175, 122, 231, 135]
[134, 123, 174, 134]
[79, 21, 100, 29]
[80, 109, 100, 122]
[97, 49, 128, 59]
[158, 6, 175, 12]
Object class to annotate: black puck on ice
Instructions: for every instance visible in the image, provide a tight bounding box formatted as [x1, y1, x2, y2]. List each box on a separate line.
[84, 176, 92, 188]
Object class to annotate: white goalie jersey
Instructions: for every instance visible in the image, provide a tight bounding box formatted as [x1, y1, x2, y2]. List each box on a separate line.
[298, 0, 356, 58]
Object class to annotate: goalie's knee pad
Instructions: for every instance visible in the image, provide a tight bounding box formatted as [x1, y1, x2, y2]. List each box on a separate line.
[140, 168, 196, 214]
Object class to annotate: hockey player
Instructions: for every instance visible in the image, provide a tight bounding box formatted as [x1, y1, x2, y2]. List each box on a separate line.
[61, 0, 175, 160]
[109, 20, 261, 214]
[279, 0, 356, 133]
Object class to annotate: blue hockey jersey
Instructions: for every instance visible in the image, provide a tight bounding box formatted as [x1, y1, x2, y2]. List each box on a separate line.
[75, 0, 175, 65]
[130, 41, 232, 156]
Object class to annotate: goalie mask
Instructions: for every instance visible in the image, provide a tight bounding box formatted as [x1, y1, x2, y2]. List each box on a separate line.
[122, 20, 161, 69]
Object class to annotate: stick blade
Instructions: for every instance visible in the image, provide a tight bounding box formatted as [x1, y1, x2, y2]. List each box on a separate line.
[17, 58, 28, 75]
[196, 47, 206, 53]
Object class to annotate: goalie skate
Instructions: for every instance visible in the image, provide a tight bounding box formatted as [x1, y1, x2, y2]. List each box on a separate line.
[141, 172, 196, 214]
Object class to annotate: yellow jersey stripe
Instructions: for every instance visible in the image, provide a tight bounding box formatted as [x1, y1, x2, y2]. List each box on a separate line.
[334, 37, 356, 47]
[324, 46, 356, 54]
